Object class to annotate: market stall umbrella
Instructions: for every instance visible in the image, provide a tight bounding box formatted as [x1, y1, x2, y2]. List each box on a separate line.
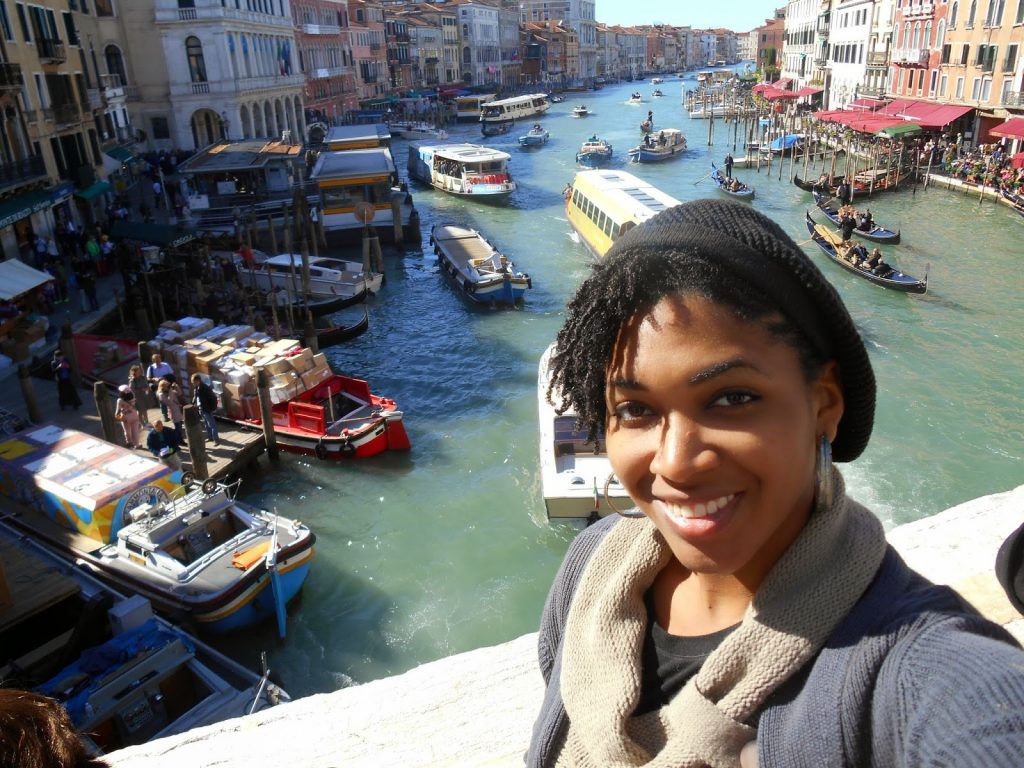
[0, 260, 53, 301]
[876, 122, 922, 138]
[795, 86, 823, 98]
[751, 83, 770, 95]
[990, 118, 1024, 140]
[764, 88, 800, 101]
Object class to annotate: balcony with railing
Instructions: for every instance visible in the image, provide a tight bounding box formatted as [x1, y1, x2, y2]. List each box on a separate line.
[867, 51, 888, 67]
[53, 102, 81, 125]
[156, 6, 292, 29]
[301, 23, 341, 36]
[892, 48, 928, 67]
[902, 2, 935, 21]
[102, 124, 136, 147]
[87, 89, 103, 110]
[170, 73, 304, 98]
[370, 42, 382, 51]
[1006, 91, 1024, 107]
[0, 154, 46, 191]
[310, 65, 353, 79]
[36, 38, 66, 64]
[0, 62, 23, 90]
[101, 73, 126, 100]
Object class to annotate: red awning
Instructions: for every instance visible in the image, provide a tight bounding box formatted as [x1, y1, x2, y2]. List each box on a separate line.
[751, 83, 770, 94]
[763, 87, 800, 101]
[847, 97, 889, 111]
[795, 86, 822, 97]
[991, 118, 1024, 139]
[771, 78, 791, 89]
[877, 99, 974, 128]
[1010, 152, 1024, 168]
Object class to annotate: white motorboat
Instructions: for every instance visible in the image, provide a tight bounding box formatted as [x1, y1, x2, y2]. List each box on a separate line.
[537, 343, 632, 519]
[237, 251, 383, 300]
[627, 128, 688, 163]
[407, 143, 516, 203]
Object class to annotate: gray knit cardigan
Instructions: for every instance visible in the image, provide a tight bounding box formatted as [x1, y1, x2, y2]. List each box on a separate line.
[527, 515, 1024, 767]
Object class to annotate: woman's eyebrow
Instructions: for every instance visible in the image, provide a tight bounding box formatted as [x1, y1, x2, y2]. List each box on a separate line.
[610, 358, 764, 390]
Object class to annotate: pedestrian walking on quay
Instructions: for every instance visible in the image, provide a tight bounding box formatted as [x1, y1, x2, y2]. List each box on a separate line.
[114, 385, 141, 449]
[190, 373, 220, 446]
[50, 350, 80, 411]
[127, 364, 152, 427]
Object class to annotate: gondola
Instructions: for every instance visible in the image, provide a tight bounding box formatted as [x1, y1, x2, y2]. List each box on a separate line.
[710, 163, 754, 199]
[811, 190, 900, 243]
[805, 212, 926, 294]
[1001, 188, 1024, 218]
[794, 174, 845, 192]
[272, 306, 370, 349]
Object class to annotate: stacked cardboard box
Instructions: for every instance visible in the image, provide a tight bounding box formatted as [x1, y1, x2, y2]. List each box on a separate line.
[92, 341, 121, 374]
[148, 318, 335, 419]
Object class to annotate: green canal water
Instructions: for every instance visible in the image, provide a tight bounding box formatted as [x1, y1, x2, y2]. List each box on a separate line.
[211, 77, 1024, 697]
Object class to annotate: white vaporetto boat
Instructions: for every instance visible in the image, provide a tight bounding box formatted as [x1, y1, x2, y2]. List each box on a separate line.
[537, 343, 632, 519]
[479, 93, 550, 126]
[407, 143, 516, 203]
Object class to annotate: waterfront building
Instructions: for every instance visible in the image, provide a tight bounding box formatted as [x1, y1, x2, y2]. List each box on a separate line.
[888, 0, 944, 103]
[293, 0, 358, 133]
[385, 14, 414, 93]
[737, 29, 755, 62]
[140, 1, 305, 149]
[0, 0, 118, 256]
[782, 0, 821, 91]
[609, 26, 647, 79]
[519, 0, 596, 84]
[936, 0, 1024, 143]
[496, 1, 523, 90]
[348, 0, 389, 104]
[454, 1, 501, 88]
[826, 0, 874, 110]
[754, 10, 786, 82]
[414, 3, 461, 86]
[522, 20, 578, 90]
[858, 0, 897, 103]
[403, 14, 445, 91]
[640, 26, 668, 72]
[675, 26, 704, 72]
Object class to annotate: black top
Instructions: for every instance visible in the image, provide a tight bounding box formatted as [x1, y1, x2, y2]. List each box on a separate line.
[634, 590, 739, 715]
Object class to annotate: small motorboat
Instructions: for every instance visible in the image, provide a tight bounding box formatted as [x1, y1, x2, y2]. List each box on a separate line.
[576, 136, 613, 168]
[805, 212, 926, 293]
[430, 223, 532, 308]
[388, 121, 448, 140]
[519, 124, 550, 147]
[549, 94, 565, 103]
[652, 89, 664, 98]
[628, 128, 687, 163]
[236, 251, 382, 302]
[710, 163, 755, 199]
[573, 105, 589, 117]
[627, 93, 643, 105]
[651, 77, 663, 85]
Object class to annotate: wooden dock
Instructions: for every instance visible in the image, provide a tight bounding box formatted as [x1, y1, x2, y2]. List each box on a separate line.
[0, 365, 267, 483]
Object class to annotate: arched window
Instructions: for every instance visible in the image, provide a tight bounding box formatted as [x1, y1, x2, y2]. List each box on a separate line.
[462, 46, 471, 64]
[186, 36, 208, 83]
[104, 45, 127, 87]
[903, 22, 911, 47]
[912, 22, 921, 49]
[937, 20, 946, 48]
[967, 0, 977, 26]
[950, 1, 959, 26]
[924, 21, 932, 49]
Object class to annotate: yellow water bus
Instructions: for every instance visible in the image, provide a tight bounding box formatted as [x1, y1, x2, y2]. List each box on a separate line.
[565, 169, 681, 258]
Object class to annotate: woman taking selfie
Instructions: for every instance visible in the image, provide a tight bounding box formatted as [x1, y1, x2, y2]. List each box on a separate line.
[527, 200, 1024, 767]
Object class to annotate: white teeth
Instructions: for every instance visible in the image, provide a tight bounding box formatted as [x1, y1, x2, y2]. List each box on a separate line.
[664, 494, 735, 520]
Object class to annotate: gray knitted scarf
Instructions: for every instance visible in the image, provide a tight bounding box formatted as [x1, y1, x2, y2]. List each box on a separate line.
[557, 471, 886, 768]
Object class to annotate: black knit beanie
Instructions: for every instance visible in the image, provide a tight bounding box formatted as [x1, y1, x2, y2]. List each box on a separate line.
[604, 198, 875, 462]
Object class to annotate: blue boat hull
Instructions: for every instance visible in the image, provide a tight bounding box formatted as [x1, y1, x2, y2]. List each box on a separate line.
[576, 152, 612, 168]
[201, 559, 314, 634]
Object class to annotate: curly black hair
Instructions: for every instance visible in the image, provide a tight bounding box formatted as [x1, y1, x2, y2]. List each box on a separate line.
[546, 250, 826, 443]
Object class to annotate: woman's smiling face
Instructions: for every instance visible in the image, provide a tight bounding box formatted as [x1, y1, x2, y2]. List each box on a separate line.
[605, 294, 844, 585]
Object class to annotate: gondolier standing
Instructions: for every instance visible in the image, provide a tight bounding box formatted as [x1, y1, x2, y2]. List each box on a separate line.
[724, 152, 734, 179]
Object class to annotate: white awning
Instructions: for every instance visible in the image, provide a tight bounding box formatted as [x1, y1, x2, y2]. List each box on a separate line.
[0, 259, 53, 301]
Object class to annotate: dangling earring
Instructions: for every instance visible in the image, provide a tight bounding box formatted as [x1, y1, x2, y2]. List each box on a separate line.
[815, 435, 834, 512]
[604, 472, 643, 518]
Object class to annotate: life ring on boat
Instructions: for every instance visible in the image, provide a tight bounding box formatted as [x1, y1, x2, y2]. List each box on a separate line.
[314, 441, 329, 461]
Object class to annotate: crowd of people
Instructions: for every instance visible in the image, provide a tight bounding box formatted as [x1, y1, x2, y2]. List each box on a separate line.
[939, 141, 1024, 201]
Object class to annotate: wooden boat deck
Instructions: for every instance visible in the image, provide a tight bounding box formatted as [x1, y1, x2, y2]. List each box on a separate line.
[0, 534, 81, 633]
[432, 226, 495, 270]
